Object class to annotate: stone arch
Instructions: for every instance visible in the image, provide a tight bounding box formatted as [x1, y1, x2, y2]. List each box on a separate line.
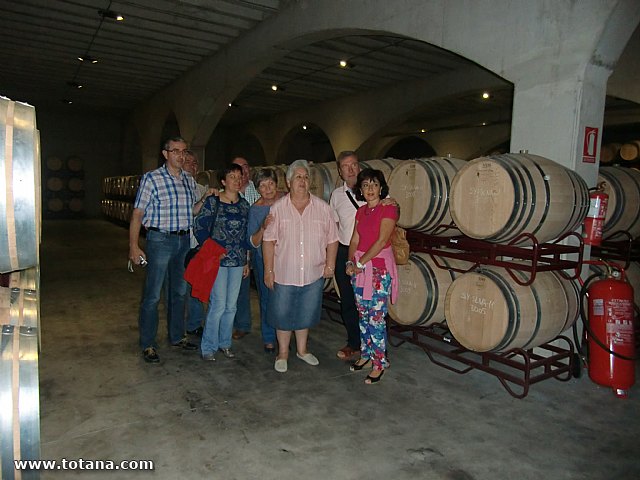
[383, 136, 436, 159]
[276, 123, 335, 166]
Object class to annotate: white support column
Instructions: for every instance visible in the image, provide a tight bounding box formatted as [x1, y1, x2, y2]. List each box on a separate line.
[510, 63, 611, 187]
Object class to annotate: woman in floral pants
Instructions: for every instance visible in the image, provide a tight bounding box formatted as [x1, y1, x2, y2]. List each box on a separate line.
[345, 169, 398, 384]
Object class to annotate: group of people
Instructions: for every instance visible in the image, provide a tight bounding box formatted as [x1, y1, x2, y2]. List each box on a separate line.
[128, 137, 399, 384]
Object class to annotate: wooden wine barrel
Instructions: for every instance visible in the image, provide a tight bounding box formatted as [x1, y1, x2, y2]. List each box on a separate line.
[67, 177, 84, 192]
[445, 268, 579, 352]
[450, 153, 590, 245]
[46, 177, 64, 192]
[309, 162, 340, 202]
[388, 253, 473, 326]
[388, 156, 465, 234]
[600, 143, 622, 165]
[68, 198, 84, 213]
[360, 158, 401, 180]
[47, 198, 64, 212]
[45, 156, 63, 171]
[67, 156, 83, 172]
[196, 170, 220, 189]
[619, 140, 640, 161]
[598, 166, 640, 239]
[0, 98, 40, 274]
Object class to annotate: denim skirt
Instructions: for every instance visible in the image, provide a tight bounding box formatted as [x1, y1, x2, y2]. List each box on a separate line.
[267, 277, 324, 330]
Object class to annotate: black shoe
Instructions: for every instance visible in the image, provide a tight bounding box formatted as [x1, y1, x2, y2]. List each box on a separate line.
[350, 359, 371, 371]
[365, 369, 385, 384]
[186, 327, 203, 337]
[264, 344, 276, 354]
[143, 347, 159, 363]
[172, 337, 198, 351]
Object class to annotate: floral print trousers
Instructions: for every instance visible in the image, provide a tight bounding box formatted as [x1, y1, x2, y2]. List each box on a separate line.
[352, 267, 391, 371]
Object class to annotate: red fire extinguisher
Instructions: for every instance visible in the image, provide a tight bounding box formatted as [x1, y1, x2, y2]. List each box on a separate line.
[583, 184, 608, 246]
[586, 265, 636, 398]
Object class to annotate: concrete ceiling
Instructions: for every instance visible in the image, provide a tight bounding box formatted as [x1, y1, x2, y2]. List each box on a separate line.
[0, 0, 637, 138]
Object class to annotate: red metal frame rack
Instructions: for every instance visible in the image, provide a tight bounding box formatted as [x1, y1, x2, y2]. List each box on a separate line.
[590, 230, 639, 268]
[406, 228, 584, 286]
[388, 321, 575, 399]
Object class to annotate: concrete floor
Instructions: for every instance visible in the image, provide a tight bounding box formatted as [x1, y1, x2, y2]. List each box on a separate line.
[38, 219, 639, 480]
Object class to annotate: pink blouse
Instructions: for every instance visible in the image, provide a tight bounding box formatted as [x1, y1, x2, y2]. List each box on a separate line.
[263, 194, 339, 287]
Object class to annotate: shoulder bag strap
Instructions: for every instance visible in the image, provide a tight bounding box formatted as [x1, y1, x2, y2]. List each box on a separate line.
[345, 190, 360, 210]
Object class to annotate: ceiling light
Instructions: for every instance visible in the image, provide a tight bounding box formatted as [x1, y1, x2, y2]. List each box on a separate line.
[339, 60, 348, 68]
[271, 85, 278, 91]
[420, 128, 426, 133]
[482, 122, 487, 126]
[99, 9, 124, 21]
[302, 125, 307, 130]
[78, 55, 98, 64]
[67, 81, 83, 89]
[482, 92, 490, 99]
[61, 99, 73, 105]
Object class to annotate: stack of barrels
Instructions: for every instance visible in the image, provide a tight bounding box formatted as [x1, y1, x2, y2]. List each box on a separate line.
[0, 96, 42, 469]
[101, 175, 141, 224]
[600, 140, 640, 165]
[384, 153, 590, 353]
[44, 155, 85, 218]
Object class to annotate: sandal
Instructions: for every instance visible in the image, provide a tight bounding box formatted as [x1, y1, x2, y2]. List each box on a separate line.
[337, 345, 360, 361]
[365, 369, 385, 385]
[349, 359, 371, 372]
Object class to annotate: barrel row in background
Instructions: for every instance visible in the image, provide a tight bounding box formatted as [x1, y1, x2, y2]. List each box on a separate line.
[600, 140, 640, 164]
[103, 175, 142, 200]
[101, 199, 134, 224]
[102, 156, 640, 243]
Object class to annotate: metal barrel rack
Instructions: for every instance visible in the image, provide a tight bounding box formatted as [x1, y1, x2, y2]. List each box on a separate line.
[590, 230, 639, 268]
[405, 227, 584, 286]
[388, 321, 575, 399]
[368, 226, 583, 398]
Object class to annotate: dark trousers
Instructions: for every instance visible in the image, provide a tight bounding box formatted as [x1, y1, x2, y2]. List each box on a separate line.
[335, 243, 360, 350]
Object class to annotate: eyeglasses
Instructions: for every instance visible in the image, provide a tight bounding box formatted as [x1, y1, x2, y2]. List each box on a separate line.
[165, 149, 188, 156]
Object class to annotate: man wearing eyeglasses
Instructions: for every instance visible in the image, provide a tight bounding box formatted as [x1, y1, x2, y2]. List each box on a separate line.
[129, 136, 201, 363]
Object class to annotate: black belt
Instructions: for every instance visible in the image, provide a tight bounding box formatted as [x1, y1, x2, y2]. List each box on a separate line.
[147, 226, 190, 236]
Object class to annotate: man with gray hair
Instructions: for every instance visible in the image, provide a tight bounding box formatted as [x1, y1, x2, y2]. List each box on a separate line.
[329, 151, 363, 361]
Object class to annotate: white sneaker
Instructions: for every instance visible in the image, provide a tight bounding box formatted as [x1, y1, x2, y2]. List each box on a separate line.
[296, 352, 319, 366]
[274, 358, 288, 373]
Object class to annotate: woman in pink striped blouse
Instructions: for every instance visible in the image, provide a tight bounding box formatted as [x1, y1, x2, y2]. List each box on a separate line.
[263, 160, 339, 373]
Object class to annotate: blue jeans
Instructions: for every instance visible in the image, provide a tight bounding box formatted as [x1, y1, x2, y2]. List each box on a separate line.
[139, 230, 190, 349]
[233, 272, 252, 333]
[185, 283, 205, 332]
[201, 266, 244, 355]
[252, 253, 276, 345]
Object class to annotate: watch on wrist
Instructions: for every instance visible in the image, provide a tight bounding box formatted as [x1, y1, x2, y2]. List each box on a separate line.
[356, 261, 365, 270]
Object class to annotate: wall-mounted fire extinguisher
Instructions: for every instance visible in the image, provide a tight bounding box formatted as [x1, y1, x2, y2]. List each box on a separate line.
[583, 183, 608, 246]
[581, 262, 636, 398]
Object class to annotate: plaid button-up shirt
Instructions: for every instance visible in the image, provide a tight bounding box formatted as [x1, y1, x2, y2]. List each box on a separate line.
[134, 164, 197, 232]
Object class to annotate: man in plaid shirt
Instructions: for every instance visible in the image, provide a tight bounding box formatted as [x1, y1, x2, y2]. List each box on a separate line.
[129, 136, 202, 363]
